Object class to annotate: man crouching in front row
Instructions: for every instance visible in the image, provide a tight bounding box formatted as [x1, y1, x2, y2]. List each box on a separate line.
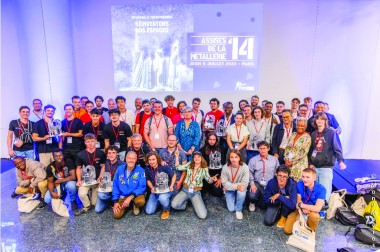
[112, 151, 146, 219]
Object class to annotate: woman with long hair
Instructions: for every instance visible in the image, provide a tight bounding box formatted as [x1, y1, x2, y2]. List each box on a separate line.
[171, 151, 218, 219]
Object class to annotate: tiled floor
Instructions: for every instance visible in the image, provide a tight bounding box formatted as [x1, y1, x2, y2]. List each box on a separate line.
[0, 168, 376, 252]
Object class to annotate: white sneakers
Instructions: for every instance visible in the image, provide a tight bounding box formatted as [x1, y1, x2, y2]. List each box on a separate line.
[249, 203, 256, 212]
[236, 211, 243, 220]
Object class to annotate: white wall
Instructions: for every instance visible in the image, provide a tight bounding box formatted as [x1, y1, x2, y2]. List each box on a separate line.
[2, 0, 380, 159]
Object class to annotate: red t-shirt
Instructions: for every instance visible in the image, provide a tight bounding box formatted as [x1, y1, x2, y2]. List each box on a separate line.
[164, 107, 179, 120]
[135, 111, 153, 139]
[203, 110, 225, 129]
[79, 113, 104, 124]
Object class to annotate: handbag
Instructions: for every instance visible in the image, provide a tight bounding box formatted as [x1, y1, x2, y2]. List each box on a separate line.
[354, 224, 380, 246]
[327, 189, 347, 219]
[351, 196, 367, 216]
[18, 194, 40, 213]
[51, 186, 69, 217]
[286, 208, 316, 252]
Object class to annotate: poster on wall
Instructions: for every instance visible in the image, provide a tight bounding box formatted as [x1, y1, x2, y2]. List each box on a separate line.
[111, 4, 262, 92]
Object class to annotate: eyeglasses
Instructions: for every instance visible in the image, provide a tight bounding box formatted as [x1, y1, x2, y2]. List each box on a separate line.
[282, 116, 291, 119]
[277, 175, 289, 179]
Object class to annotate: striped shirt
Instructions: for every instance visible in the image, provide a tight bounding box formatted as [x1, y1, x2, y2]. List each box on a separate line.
[176, 162, 211, 188]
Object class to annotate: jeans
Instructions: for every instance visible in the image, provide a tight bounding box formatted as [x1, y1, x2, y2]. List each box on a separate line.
[248, 181, 266, 209]
[263, 204, 294, 226]
[145, 192, 172, 214]
[44, 181, 77, 204]
[15, 150, 34, 160]
[246, 150, 259, 164]
[315, 167, 333, 203]
[171, 187, 207, 219]
[95, 192, 112, 213]
[225, 190, 246, 212]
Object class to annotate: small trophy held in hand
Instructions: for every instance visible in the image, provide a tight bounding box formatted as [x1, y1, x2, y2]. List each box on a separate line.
[98, 172, 113, 192]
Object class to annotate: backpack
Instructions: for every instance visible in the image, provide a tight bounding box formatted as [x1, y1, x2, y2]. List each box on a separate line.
[363, 199, 380, 232]
[354, 224, 380, 246]
[335, 207, 365, 226]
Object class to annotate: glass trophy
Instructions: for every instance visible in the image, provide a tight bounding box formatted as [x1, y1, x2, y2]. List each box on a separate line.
[209, 151, 222, 169]
[48, 119, 62, 137]
[98, 172, 113, 192]
[154, 172, 170, 194]
[204, 115, 215, 130]
[216, 120, 226, 137]
[250, 134, 262, 149]
[82, 165, 97, 186]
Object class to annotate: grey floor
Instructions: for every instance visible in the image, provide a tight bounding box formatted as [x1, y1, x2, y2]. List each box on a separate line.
[1, 168, 376, 252]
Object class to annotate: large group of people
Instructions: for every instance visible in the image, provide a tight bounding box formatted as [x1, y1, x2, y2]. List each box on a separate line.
[8, 94, 346, 234]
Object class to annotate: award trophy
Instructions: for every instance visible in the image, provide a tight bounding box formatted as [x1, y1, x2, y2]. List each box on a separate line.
[98, 172, 113, 192]
[250, 134, 262, 149]
[209, 151, 222, 169]
[204, 115, 215, 130]
[48, 119, 62, 137]
[216, 120, 226, 137]
[82, 165, 97, 186]
[154, 172, 170, 194]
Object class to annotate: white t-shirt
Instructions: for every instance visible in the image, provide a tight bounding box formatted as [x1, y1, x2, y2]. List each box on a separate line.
[120, 110, 136, 127]
[226, 124, 250, 142]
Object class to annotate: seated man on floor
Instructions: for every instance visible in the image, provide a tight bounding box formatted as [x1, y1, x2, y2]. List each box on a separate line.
[112, 151, 146, 219]
[95, 145, 125, 213]
[13, 156, 48, 207]
[44, 149, 78, 210]
[248, 141, 279, 212]
[283, 168, 326, 234]
[262, 165, 297, 227]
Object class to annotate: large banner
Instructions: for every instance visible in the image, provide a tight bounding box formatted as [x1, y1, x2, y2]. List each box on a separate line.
[111, 4, 262, 92]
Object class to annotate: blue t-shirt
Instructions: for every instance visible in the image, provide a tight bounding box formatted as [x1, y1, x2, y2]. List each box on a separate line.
[296, 180, 326, 205]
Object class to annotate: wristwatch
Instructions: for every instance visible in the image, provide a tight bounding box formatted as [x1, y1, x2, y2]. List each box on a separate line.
[298, 202, 302, 208]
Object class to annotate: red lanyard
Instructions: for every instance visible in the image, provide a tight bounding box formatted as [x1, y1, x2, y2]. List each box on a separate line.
[193, 111, 198, 121]
[18, 120, 29, 136]
[150, 167, 158, 185]
[229, 165, 240, 183]
[235, 125, 242, 141]
[154, 116, 162, 129]
[278, 184, 285, 195]
[285, 126, 292, 138]
[107, 161, 118, 177]
[261, 158, 266, 177]
[120, 112, 126, 122]
[191, 168, 200, 183]
[92, 123, 99, 136]
[316, 131, 323, 144]
[111, 124, 120, 141]
[33, 110, 43, 120]
[303, 186, 314, 203]
[66, 119, 74, 133]
[20, 169, 32, 180]
[44, 120, 51, 134]
[224, 115, 232, 127]
[55, 164, 64, 177]
[253, 121, 264, 133]
[86, 151, 96, 166]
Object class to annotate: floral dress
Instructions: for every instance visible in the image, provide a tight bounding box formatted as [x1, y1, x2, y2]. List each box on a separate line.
[284, 132, 311, 181]
[174, 120, 201, 154]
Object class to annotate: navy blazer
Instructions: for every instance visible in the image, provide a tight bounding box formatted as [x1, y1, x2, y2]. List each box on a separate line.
[271, 122, 297, 155]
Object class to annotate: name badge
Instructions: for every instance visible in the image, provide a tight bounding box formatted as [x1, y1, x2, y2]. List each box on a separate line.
[288, 152, 294, 160]
[46, 138, 52, 144]
[154, 133, 160, 139]
[67, 137, 73, 144]
[234, 143, 240, 149]
[312, 150, 317, 157]
[188, 185, 194, 194]
[114, 142, 121, 148]
[95, 142, 100, 148]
